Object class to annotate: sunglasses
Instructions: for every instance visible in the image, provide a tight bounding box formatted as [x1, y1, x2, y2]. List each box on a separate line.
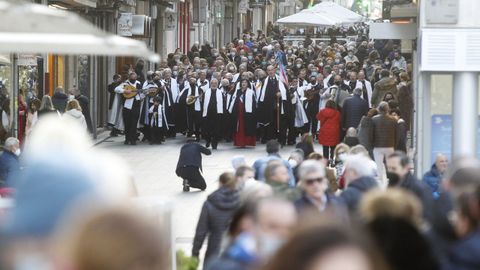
[304, 177, 324, 185]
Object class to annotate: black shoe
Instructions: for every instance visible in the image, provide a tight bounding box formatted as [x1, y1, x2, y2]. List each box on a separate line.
[131, 141, 137, 145]
[206, 141, 211, 148]
[212, 142, 218, 150]
[110, 131, 119, 137]
[124, 140, 129, 145]
[195, 137, 201, 142]
[183, 179, 190, 192]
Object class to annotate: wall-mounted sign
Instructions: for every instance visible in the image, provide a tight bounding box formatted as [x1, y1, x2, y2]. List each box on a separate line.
[165, 12, 177, 31]
[426, 0, 458, 24]
[117, 13, 133, 37]
[18, 54, 37, 66]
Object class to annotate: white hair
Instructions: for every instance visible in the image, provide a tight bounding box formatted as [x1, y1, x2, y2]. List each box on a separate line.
[298, 160, 326, 181]
[4, 137, 19, 150]
[345, 154, 377, 178]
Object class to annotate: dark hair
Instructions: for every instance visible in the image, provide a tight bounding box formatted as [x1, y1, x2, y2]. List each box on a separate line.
[264, 225, 388, 270]
[380, 69, 390, 78]
[367, 216, 438, 270]
[390, 108, 401, 117]
[228, 202, 256, 238]
[266, 139, 280, 154]
[387, 151, 410, 168]
[113, 74, 121, 80]
[325, 99, 336, 109]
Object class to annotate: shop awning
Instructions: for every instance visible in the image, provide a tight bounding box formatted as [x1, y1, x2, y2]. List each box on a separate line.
[276, 1, 364, 27]
[0, 0, 159, 62]
[276, 9, 341, 27]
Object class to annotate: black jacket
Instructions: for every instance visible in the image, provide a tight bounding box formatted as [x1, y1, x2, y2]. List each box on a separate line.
[342, 95, 369, 130]
[340, 176, 377, 212]
[400, 173, 434, 222]
[192, 187, 240, 266]
[52, 92, 68, 113]
[75, 95, 93, 133]
[295, 141, 314, 159]
[176, 142, 211, 172]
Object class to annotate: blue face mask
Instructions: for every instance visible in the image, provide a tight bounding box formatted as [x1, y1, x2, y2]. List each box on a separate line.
[311, 72, 318, 77]
[248, 56, 253, 61]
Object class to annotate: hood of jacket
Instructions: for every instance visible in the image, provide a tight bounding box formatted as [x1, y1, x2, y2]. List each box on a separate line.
[53, 92, 68, 100]
[376, 77, 396, 91]
[348, 176, 377, 192]
[66, 109, 83, 119]
[207, 187, 240, 211]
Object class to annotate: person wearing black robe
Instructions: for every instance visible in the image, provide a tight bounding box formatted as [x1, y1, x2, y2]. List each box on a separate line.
[221, 79, 236, 142]
[186, 76, 203, 140]
[230, 79, 257, 148]
[115, 72, 143, 145]
[202, 79, 224, 150]
[107, 74, 122, 136]
[162, 69, 179, 137]
[174, 76, 189, 134]
[139, 72, 157, 142]
[257, 65, 289, 145]
[304, 74, 322, 135]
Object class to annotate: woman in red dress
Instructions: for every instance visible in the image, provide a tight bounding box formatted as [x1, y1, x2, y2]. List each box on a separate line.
[232, 79, 257, 148]
[316, 99, 341, 161]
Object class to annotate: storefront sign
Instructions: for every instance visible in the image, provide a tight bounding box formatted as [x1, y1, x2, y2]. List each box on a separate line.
[165, 12, 177, 31]
[117, 13, 133, 37]
[431, 115, 480, 158]
[18, 54, 37, 66]
[132, 15, 146, 35]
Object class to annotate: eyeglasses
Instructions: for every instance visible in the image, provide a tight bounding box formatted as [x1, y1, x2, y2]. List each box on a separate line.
[304, 177, 324, 185]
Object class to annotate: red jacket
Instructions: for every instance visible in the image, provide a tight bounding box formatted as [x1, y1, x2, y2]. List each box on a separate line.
[316, 107, 341, 146]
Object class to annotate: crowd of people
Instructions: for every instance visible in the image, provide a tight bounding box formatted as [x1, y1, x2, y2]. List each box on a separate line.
[187, 138, 480, 270]
[3, 27, 478, 270]
[106, 30, 413, 157]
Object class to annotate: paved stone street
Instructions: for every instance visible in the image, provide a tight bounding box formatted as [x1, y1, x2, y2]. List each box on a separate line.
[97, 135, 316, 258]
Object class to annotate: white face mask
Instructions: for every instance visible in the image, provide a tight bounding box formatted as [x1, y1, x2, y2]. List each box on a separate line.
[288, 159, 298, 168]
[338, 153, 347, 162]
[68, 95, 75, 101]
[258, 233, 285, 259]
[14, 148, 21, 156]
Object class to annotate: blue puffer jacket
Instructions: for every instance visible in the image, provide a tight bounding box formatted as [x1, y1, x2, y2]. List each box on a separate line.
[423, 164, 442, 199]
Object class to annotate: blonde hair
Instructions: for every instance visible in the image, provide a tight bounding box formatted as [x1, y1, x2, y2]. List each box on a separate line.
[359, 188, 423, 228]
[67, 99, 82, 112]
[219, 172, 237, 189]
[334, 143, 350, 161]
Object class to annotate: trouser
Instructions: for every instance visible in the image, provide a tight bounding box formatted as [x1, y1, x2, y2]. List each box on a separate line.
[122, 103, 141, 143]
[203, 116, 222, 148]
[306, 113, 318, 135]
[322, 145, 336, 161]
[150, 126, 164, 144]
[373, 147, 395, 183]
[187, 108, 202, 138]
[176, 166, 207, 190]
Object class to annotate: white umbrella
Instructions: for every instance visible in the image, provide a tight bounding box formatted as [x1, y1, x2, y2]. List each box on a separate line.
[0, 0, 159, 62]
[277, 9, 341, 26]
[311, 2, 364, 24]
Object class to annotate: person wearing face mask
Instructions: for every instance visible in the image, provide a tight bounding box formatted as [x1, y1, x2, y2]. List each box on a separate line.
[386, 151, 434, 222]
[333, 143, 350, 186]
[0, 137, 20, 187]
